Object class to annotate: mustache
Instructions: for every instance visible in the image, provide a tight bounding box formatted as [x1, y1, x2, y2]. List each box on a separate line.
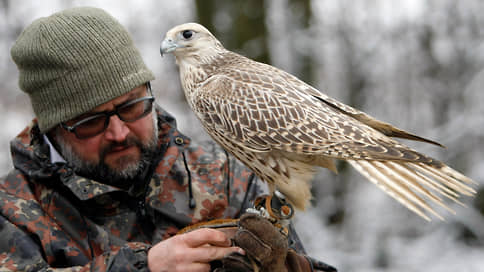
[100, 136, 141, 158]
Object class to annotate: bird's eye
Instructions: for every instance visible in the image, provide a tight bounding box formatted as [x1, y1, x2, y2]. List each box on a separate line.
[182, 30, 193, 39]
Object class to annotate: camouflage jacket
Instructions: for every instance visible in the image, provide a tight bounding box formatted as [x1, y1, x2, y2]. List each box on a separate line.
[0, 107, 271, 271]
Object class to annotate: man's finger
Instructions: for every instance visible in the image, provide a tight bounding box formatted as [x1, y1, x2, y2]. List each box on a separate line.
[182, 228, 232, 248]
[191, 246, 245, 263]
[173, 262, 212, 272]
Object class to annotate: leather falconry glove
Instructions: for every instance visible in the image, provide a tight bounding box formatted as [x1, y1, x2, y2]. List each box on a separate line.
[215, 213, 337, 272]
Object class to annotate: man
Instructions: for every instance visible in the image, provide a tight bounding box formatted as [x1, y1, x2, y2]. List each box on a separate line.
[1, 6, 330, 272]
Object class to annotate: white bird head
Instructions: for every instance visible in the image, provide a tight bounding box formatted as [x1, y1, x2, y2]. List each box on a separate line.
[161, 23, 225, 61]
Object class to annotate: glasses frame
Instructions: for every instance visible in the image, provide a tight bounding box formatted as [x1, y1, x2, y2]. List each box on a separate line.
[61, 83, 155, 139]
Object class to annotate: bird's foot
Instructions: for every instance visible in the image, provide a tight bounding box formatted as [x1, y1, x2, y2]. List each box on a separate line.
[249, 192, 295, 221]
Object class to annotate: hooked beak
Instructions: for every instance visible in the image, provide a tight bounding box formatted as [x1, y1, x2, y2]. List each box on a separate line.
[160, 39, 180, 56]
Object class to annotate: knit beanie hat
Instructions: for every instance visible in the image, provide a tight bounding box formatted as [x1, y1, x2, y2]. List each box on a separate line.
[10, 7, 155, 133]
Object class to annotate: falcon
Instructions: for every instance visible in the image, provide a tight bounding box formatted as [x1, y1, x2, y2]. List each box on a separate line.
[160, 23, 476, 220]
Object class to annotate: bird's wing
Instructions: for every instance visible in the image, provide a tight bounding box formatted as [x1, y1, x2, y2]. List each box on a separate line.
[302, 85, 445, 147]
[193, 60, 438, 165]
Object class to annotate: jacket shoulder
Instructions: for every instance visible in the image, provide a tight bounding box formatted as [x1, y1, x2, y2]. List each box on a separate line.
[0, 169, 36, 200]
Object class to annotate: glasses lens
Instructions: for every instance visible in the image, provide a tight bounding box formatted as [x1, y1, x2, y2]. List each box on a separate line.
[63, 96, 154, 139]
[118, 98, 153, 122]
[74, 115, 108, 138]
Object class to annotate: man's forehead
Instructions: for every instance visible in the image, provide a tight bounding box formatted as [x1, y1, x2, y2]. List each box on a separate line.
[94, 84, 147, 111]
[117, 84, 147, 101]
[66, 84, 148, 122]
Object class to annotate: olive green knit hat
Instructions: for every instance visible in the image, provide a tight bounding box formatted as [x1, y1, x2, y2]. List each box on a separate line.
[10, 7, 155, 133]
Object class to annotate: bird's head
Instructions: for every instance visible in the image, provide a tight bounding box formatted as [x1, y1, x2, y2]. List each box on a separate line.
[161, 23, 224, 61]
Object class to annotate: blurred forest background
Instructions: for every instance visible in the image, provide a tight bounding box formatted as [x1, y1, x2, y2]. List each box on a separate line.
[1, 0, 484, 271]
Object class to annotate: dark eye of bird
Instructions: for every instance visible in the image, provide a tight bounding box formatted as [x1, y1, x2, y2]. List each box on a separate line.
[182, 30, 193, 39]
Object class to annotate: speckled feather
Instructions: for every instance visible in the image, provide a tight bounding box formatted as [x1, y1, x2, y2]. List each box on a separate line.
[161, 23, 476, 220]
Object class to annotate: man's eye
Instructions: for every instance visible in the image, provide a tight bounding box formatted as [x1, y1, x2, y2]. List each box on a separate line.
[77, 115, 106, 129]
[182, 30, 193, 39]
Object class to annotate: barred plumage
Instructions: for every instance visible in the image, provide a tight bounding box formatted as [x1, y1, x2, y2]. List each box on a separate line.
[161, 23, 476, 220]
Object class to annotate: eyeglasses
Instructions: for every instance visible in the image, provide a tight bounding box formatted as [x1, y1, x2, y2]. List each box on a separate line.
[61, 91, 155, 139]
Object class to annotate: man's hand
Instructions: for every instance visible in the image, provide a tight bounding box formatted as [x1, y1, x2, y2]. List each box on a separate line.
[233, 213, 289, 271]
[147, 228, 245, 272]
[219, 213, 336, 272]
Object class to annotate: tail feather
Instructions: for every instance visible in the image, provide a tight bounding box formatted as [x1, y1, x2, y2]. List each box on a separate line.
[350, 160, 435, 221]
[440, 165, 476, 185]
[348, 159, 476, 221]
[401, 164, 462, 201]
[392, 163, 457, 214]
[412, 163, 476, 196]
[381, 162, 455, 215]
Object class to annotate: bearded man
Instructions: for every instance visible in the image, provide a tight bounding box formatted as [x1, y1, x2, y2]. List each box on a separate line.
[1, 6, 331, 272]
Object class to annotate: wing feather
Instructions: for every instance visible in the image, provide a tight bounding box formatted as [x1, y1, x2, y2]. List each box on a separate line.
[193, 58, 442, 166]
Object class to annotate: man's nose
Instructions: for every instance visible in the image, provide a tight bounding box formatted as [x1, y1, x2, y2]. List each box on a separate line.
[103, 115, 130, 142]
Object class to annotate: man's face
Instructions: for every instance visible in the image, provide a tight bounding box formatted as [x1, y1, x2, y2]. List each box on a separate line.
[52, 84, 158, 185]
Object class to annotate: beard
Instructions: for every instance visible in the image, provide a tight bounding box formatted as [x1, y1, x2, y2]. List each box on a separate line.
[54, 117, 159, 187]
